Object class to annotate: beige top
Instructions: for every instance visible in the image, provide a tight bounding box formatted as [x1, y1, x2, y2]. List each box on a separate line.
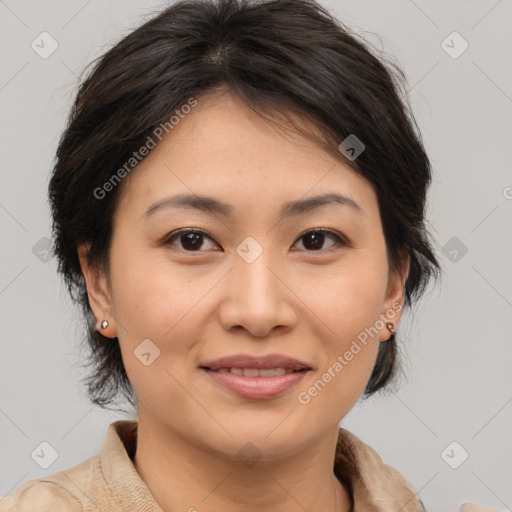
[0, 420, 498, 512]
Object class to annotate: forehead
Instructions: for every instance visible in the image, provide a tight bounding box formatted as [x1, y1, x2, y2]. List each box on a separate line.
[115, 91, 378, 221]
[145, 91, 334, 172]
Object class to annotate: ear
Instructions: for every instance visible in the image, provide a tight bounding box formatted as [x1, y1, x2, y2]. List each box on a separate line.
[378, 252, 410, 342]
[78, 244, 117, 338]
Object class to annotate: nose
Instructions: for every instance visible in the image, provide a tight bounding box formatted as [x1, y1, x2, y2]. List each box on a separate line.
[218, 249, 298, 338]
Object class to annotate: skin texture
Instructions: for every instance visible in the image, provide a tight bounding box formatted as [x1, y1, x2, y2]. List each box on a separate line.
[79, 90, 409, 512]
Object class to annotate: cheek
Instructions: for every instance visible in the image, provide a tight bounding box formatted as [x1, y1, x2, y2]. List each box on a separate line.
[299, 296, 382, 424]
[293, 252, 387, 411]
[108, 249, 216, 384]
[298, 250, 389, 344]
[110, 250, 197, 338]
[109, 254, 202, 409]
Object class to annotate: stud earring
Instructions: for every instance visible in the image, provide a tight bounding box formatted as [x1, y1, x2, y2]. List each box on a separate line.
[386, 322, 395, 334]
[101, 320, 109, 330]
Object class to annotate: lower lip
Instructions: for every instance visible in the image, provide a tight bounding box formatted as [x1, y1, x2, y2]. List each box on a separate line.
[202, 369, 309, 399]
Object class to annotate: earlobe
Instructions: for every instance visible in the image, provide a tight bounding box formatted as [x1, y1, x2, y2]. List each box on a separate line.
[379, 254, 410, 342]
[78, 245, 117, 337]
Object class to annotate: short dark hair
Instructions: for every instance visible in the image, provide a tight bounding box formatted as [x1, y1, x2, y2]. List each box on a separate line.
[49, 0, 441, 412]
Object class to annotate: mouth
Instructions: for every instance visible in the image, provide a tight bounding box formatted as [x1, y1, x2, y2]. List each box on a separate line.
[199, 354, 312, 399]
[201, 367, 309, 377]
[201, 367, 310, 399]
[201, 354, 312, 373]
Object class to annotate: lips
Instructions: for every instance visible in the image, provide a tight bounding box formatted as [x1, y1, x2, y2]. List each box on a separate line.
[200, 354, 312, 399]
[201, 354, 312, 372]
[215, 367, 299, 377]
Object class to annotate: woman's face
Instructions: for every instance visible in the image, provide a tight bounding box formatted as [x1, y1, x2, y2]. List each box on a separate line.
[82, 91, 407, 459]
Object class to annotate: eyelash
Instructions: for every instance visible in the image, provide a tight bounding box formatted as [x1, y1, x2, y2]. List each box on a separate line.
[163, 228, 349, 253]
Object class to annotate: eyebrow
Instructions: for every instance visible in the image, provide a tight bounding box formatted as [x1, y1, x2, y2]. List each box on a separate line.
[141, 192, 362, 221]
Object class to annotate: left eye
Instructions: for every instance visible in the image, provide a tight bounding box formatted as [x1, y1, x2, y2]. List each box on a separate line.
[292, 229, 347, 251]
[163, 228, 347, 252]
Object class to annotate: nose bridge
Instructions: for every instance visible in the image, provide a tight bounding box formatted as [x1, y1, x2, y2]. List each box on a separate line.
[219, 237, 297, 336]
[234, 240, 281, 309]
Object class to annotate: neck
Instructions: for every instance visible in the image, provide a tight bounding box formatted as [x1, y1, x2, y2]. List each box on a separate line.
[132, 418, 352, 512]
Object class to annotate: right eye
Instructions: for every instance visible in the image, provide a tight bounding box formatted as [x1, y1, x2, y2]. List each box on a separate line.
[164, 228, 221, 252]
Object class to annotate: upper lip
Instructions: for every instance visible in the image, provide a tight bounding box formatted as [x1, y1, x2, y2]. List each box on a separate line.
[201, 354, 312, 371]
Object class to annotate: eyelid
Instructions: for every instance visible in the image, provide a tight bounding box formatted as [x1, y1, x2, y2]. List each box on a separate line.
[293, 228, 349, 250]
[162, 227, 349, 252]
[162, 228, 220, 248]
[297, 227, 348, 242]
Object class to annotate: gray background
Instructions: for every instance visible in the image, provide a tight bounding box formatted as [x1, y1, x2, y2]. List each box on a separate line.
[1, 0, 511, 510]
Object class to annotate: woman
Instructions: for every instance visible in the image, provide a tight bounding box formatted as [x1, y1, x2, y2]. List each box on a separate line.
[1, 0, 496, 510]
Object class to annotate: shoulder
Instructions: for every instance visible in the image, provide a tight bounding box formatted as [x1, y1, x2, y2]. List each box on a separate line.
[1, 454, 97, 511]
[1, 478, 83, 511]
[336, 429, 503, 512]
[459, 504, 504, 512]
